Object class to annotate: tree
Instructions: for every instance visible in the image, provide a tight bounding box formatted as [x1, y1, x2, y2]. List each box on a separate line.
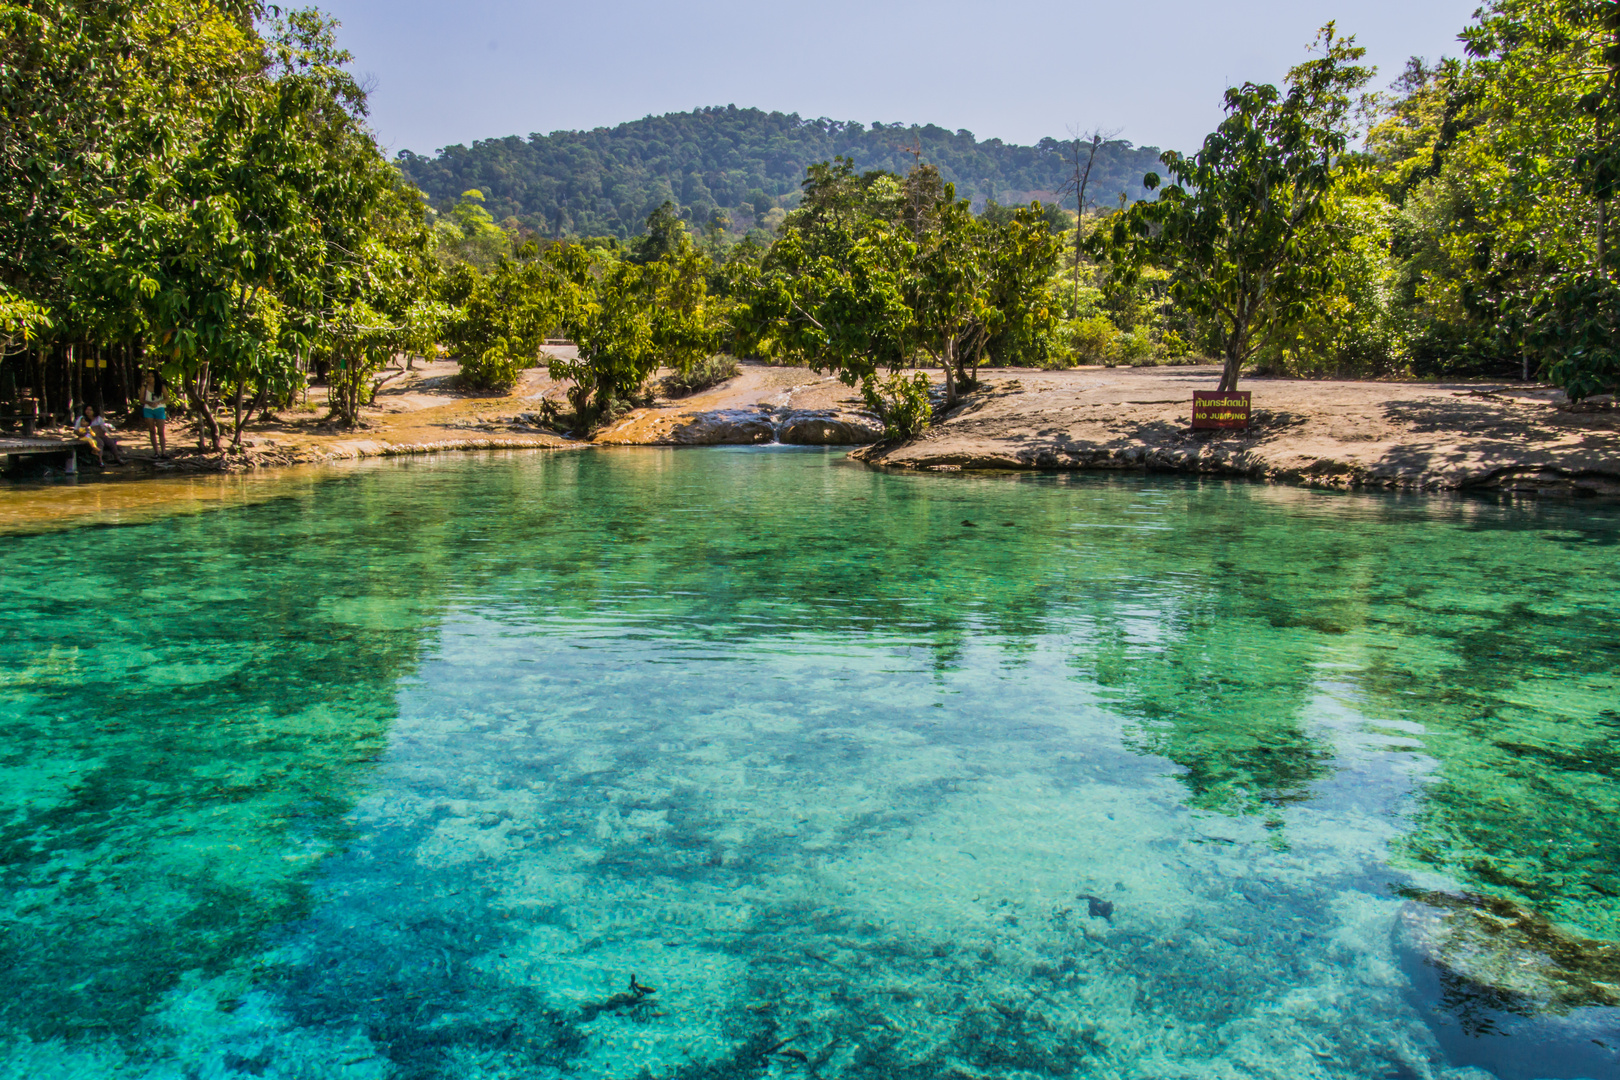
[395, 106, 1167, 242]
[1056, 126, 1122, 316]
[548, 252, 656, 424]
[320, 175, 441, 427]
[1463, 0, 1620, 397]
[543, 208, 726, 425]
[736, 213, 913, 388]
[1098, 25, 1375, 390]
[739, 158, 1059, 404]
[0, 1, 255, 329]
[434, 190, 511, 269]
[629, 201, 687, 264]
[442, 248, 564, 392]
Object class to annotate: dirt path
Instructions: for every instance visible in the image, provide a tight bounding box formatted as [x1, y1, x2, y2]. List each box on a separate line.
[853, 365, 1620, 496]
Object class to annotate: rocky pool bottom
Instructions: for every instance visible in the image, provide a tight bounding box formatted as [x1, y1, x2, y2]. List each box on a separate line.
[1, 448, 1616, 1080]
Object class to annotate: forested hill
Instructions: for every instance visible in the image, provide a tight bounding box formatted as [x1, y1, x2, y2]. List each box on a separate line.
[395, 106, 1166, 238]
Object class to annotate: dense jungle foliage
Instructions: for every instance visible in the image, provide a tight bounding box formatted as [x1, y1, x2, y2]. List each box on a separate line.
[3, 0, 1619, 456]
[0, 0, 439, 443]
[395, 108, 1167, 241]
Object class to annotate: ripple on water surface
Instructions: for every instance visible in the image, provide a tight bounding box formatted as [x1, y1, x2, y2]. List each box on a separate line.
[1, 447, 1617, 1079]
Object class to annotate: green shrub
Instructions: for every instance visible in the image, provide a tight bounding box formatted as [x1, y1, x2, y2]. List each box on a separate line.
[661, 354, 740, 397]
[1067, 316, 1118, 364]
[457, 338, 530, 392]
[1115, 330, 1155, 363]
[861, 371, 933, 441]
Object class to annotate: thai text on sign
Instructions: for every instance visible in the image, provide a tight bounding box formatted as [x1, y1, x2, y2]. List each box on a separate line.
[1191, 391, 1251, 430]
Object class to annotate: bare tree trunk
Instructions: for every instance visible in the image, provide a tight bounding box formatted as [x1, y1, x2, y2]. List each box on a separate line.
[188, 366, 222, 452]
[941, 341, 958, 406]
[230, 379, 247, 448]
[1072, 134, 1102, 317]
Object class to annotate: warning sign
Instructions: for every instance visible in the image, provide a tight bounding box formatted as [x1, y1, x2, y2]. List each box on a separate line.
[1192, 391, 1251, 430]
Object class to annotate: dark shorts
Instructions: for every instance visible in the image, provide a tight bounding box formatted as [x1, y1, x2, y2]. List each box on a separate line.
[143, 406, 166, 422]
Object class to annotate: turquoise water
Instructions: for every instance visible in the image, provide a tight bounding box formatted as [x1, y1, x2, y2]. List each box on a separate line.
[1, 448, 1617, 1080]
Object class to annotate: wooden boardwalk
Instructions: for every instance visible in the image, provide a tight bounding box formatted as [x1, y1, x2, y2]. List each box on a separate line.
[0, 436, 74, 453]
[3, 435, 83, 473]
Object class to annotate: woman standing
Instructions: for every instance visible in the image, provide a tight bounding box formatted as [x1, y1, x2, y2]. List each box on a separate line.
[140, 370, 168, 458]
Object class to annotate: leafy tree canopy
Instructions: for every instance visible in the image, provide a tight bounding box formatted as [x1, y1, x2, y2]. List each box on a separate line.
[1098, 24, 1375, 390]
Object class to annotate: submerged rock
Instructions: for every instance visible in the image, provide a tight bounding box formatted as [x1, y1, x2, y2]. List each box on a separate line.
[1397, 890, 1620, 1014]
[1079, 894, 1114, 921]
[1396, 890, 1620, 1080]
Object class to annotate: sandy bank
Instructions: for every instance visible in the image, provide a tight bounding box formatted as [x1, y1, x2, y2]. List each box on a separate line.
[852, 366, 1620, 497]
[8, 359, 1619, 501]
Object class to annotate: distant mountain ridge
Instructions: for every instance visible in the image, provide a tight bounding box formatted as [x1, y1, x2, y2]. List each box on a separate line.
[395, 105, 1166, 239]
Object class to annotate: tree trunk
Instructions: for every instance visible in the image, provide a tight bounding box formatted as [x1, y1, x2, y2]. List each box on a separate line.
[941, 340, 958, 406]
[249, 380, 271, 423]
[230, 379, 247, 447]
[115, 341, 130, 411]
[1072, 229, 1081, 318]
[188, 367, 222, 452]
[1219, 341, 1243, 392]
[1599, 197, 1608, 271]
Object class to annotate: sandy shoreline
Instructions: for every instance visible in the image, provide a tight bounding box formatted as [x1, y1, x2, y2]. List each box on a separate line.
[6, 362, 1619, 522]
[855, 365, 1620, 498]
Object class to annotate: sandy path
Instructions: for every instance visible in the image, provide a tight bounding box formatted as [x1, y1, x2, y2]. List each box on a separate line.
[853, 365, 1620, 496]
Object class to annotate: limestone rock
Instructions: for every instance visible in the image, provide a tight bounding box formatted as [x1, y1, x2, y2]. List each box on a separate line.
[1396, 890, 1620, 1014]
[777, 411, 883, 445]
[666, 410, 777, 445]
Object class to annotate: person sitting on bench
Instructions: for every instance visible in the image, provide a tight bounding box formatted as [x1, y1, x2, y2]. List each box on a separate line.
[75, 405, 127, 465]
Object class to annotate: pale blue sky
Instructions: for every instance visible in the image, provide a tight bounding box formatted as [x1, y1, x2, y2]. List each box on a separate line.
[318, 0, 1480, 157]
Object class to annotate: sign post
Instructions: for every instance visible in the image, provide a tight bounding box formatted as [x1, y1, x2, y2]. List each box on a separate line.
[1192, 390, 1251, 431]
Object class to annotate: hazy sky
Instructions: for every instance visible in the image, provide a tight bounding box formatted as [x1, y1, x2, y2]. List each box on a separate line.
[317, 0, 1481, 158]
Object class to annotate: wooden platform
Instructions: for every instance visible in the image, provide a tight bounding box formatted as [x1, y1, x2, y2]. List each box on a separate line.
[3, 435, 84, 473]
[0, 436, 74, 453]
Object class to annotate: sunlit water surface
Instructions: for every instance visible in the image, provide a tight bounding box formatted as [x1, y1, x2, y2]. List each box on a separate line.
[2, 449, 1617, 1080]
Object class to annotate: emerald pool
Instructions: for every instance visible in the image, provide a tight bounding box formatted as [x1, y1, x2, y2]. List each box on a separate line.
[2, 448, 1617, 1080]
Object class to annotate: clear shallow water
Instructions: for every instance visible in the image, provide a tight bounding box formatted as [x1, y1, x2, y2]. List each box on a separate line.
[1, 448, 1617, 1080]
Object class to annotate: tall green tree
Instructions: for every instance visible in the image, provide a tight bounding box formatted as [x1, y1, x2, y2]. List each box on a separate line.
[1466, 0, 1620, 397]
[0, 1, 255, 325]
[544, 208, 725, 424]
[740, 159, 1057, 400]
[1099, 25, 1375, 390]
[736, 213, 913, 387]
[442, 249, 564, 392]
[434, 189, 511, 269]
